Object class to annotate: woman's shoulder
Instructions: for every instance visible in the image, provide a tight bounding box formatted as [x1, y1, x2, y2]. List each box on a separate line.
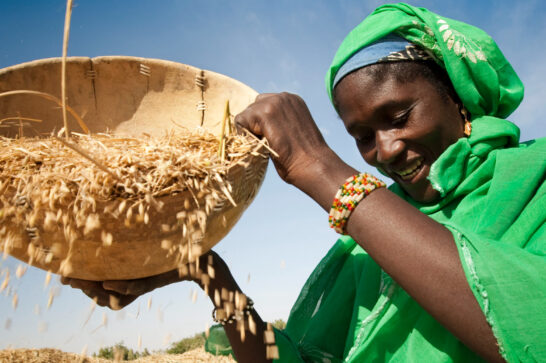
[518, 135, 546, 149]
[487, 136, 545, 185]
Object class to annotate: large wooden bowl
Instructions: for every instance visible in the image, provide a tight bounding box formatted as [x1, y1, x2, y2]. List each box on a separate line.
[0, 56, 267, 280]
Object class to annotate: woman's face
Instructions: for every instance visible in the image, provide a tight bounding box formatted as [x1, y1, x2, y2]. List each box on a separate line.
[334, 67, 465, 203]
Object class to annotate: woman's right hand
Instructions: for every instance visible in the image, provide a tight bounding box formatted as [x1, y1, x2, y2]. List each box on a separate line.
[235, 92, 336, 188]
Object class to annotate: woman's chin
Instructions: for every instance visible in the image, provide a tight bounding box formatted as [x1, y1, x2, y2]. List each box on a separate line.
[394, 165, 441, 203]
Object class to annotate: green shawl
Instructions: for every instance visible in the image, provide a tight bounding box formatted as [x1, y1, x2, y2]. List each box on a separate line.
[273, 3, 546, 363]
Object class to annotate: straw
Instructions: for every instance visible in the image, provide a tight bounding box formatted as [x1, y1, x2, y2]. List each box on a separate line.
[0, 128, 267, 277]
[61, 0, 74, 140]
[0, 90, 90, 134]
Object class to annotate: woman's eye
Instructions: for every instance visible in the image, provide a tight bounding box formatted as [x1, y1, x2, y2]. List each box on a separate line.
[392, 113, 409, 126]
[392, 108, 412, 126]
[356, 132, 373, 144]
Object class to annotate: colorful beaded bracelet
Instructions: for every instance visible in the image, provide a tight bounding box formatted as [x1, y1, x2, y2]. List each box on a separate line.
[328, 173, 386, 234]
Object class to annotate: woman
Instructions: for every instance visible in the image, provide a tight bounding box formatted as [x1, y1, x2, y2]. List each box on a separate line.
[62, 4, 545, 362]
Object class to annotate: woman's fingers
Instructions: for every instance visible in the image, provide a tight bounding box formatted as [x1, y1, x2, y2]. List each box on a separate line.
[102, 280, 138, 295]
[60, 276, 137, 310]
[234, 106, 263, 138]
[103, 269, 182, 296]
[102, 277, 156, 296]
[235, 92, 331, 185]
[104, 293, 138, 311]
[235, 93, 277, 137]
[61, 276, 102, 292]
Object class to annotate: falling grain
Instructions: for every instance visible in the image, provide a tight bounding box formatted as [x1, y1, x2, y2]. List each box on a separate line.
[239, 320, 246, 343]
[47, 292, 54, 310]
[0, 271, 9, 292]
[161, 239, 172, 250]
[15, 265, 27, 279]
[264, 324, 275, 344]
[248, 314, 256, 335]
[101, 231, 113, 247]
[163, 333, 172, 347]
[38, 321, 48, 333]
[79, 344, 88, 361]
[266, 345, 280, 360]
[214, 289, 221, 307]
[102, 312, 108, 327]
[44, 271, 51, 288]
[156, 306, 164, 323]
[84, 214, 100, 235]
[82, 297, 97, 327]
[11, 293, 18, 310]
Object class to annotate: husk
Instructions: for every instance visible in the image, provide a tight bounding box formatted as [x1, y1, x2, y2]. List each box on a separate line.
[0, 127, 268, 277]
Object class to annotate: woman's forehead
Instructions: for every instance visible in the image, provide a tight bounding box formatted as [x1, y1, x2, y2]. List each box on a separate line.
[336, 70, 408, 110]
[335, 70, 441, 123]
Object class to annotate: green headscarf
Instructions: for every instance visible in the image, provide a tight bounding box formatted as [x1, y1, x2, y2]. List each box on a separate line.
[325, 2, 524, 119]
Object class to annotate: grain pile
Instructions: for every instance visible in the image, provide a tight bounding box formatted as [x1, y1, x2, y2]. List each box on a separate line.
[0, 347, 236, 363]
[0, 127, 268, 279]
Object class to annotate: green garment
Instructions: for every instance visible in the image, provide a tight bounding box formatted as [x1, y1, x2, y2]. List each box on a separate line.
[273, 3, 546, 363]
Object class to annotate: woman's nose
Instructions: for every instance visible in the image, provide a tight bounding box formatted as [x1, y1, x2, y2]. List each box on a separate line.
[375, 131, 405, 164]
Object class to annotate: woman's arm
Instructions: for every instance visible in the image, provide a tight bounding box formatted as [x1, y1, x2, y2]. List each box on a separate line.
[235, 92, 504, 362]
[61, 251, 272, 363]
[198, 252, 272, 363]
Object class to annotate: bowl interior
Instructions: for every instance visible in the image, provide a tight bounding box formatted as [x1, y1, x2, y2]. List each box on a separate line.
[0, 56, 257, 139]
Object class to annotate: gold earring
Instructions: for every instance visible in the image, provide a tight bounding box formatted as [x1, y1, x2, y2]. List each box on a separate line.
[461, 108, 471, 137]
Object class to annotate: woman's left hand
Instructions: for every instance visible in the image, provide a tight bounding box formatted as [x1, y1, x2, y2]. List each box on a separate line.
[61, 268, 184, 310]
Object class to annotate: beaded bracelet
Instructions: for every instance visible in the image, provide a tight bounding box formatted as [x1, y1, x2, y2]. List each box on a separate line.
[328, 173, 386, 234]
[212, 297, 254, 325]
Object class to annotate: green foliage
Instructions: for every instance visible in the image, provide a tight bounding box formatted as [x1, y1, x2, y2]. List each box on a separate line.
[94, 342, 150, 360]
[93, 318, 286, 359]
[272, 319, 287, 330]
[166, 332, 206, 355]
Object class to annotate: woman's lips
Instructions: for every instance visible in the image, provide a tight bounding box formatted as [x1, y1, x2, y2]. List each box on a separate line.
[392, 157, 424, 181]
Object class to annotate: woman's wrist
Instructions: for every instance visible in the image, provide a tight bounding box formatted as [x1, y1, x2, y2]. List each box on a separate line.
[288, 148, 358, 211]
[190, 252, 241, 304]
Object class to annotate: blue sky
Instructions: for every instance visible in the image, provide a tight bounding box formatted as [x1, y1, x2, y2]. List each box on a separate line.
[1, 0, 544, 355]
